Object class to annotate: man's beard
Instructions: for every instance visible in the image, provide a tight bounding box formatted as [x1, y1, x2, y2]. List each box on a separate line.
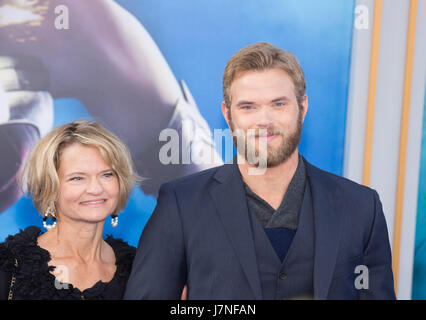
[229, 109, 303, 168]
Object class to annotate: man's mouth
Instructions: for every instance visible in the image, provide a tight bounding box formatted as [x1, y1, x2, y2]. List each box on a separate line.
[255, 133, 280, 142]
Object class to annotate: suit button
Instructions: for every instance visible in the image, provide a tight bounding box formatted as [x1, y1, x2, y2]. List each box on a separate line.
[279, 272, 287, 280]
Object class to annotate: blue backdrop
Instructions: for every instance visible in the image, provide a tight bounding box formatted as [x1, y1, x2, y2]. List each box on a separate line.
[0, 0, 355, 246]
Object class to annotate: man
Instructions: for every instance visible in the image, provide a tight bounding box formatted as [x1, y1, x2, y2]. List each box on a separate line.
[124, 42, 396, 300]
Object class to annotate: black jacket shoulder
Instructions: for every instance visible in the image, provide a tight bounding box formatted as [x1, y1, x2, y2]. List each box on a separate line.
[0, 269, 11, 300]
[0, 230, 21, 300]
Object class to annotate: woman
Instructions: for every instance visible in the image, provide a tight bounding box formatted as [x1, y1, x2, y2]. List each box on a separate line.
[0, 120, 140, 300]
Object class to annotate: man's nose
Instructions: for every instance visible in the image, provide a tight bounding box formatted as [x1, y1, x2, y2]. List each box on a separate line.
[256, 106, 274, 127]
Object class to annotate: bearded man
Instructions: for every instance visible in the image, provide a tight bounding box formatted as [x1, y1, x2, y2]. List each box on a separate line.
[125, 42, 396, 300]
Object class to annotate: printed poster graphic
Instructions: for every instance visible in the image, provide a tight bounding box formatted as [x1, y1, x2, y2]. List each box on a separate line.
[0, 0, 354, 247]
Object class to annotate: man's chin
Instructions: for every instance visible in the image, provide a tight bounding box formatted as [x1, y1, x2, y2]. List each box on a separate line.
[259, 148, 297, 168]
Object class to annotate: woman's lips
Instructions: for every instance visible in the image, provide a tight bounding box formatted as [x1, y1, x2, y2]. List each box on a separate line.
[79, 199, 107, 207]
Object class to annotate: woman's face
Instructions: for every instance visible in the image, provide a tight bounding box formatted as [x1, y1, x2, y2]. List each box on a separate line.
[55, 143, 120, 225]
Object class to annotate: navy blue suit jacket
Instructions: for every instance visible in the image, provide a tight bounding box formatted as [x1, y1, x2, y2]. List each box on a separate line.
[124, 160, 396, 300]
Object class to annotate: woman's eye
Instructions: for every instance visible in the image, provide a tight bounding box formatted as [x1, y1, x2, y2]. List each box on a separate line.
[103, 172, 114, 178]
[70, 177, 82, 181]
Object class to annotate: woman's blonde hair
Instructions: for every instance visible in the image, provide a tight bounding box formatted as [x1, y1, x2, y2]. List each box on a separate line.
[21, 120, 140, 217]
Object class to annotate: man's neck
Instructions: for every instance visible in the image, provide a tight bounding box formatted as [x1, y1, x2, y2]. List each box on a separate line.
[238, 150, 299, 210]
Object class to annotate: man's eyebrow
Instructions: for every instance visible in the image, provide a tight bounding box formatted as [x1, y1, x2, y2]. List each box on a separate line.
[235, 96, 291, 106]
[270, 96, 291, 103]
[236, 100, 255, 106]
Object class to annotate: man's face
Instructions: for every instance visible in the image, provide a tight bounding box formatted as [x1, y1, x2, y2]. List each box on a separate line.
[222, 68, 307, 167]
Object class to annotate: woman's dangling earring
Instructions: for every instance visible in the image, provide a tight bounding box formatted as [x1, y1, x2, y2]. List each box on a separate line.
[43, 207, 57, 230]
[111, 214, 118, 228]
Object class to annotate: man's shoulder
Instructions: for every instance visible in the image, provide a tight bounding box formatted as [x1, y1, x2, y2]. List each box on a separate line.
[304, 159, 377, 198]
[161, 164, 223, 191]
[159, 159, 379, 201]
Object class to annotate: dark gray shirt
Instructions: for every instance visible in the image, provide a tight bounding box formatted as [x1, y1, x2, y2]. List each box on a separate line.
[243, 154, 307, 230]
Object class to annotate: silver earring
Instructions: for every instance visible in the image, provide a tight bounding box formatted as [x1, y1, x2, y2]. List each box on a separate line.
[43, 207, 57, 230]
[111, 214, 118, 228]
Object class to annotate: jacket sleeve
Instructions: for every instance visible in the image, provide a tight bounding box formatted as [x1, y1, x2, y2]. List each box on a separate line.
[359, 190, 396, 299]
[123, 183, 187, 299]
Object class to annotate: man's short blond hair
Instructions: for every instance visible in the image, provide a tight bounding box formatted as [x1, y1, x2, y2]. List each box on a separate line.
[21, 120, 140, 217]
[223, 42, 306, 109]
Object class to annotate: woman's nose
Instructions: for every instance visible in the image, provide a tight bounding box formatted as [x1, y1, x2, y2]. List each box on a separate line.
[86, 177, 103, 194]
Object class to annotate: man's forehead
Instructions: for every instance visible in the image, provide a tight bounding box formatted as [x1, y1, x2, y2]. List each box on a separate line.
[233, 67, 292, 81]
[230, 68, 296, 102]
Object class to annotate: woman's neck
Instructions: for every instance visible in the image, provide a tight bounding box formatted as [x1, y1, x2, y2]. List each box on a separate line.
[38, 217, 108, 264]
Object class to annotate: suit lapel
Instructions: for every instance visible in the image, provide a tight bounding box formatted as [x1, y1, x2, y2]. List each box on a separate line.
[209, 163, 262, 300]
[305, 161, 342, 300]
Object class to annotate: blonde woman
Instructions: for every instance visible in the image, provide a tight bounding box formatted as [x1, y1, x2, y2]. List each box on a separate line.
[0, 120, 140, 300]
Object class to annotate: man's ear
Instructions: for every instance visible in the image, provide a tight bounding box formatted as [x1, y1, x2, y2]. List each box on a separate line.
[300, 94, 308, 123]
[221, 101, 231, 128]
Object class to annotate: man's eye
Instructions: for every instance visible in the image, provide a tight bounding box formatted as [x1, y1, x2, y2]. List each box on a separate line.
[275, 102, 285, 107]
[241, 105, 253, 110]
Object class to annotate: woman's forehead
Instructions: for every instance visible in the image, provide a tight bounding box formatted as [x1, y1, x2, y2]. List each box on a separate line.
[58, 144, 112, 174]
